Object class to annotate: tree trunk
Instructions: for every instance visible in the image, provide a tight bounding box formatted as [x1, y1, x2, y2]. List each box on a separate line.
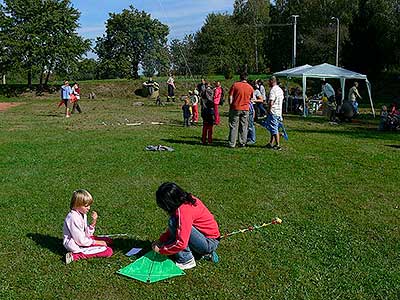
[2, 74, 5, 85]
[44, 69, 51, 86]
[28, 68, 32, 89]
[39, 70, 44, 88]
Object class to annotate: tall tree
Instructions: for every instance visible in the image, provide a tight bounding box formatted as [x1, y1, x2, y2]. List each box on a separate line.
[0, 0, 90, 87]
[142, 45, 169, 77]
[95, 5, 169, 79]
[192, 13, 239, 76]
[343, 0, 400, 75]
[232, 0, 270, 73]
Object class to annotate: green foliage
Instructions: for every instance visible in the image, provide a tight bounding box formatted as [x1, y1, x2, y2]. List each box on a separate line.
[95, 5, 169, 79]
[71, 58, 99, 81]
[169, 36, 197, 76]
[343, 0, 400, 76]
[193, 13, 240, 75]
[0, 0, 90, 86]
[142, 46, 170, 77]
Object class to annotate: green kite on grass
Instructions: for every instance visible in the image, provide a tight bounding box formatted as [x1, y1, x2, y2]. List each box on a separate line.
[117, 251, 185, 283]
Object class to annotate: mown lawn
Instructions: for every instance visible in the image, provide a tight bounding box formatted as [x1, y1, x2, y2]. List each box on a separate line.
[0, 95, 399, 300]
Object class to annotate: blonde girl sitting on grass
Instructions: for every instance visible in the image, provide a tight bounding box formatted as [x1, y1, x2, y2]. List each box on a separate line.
[63, 189, 113, 264]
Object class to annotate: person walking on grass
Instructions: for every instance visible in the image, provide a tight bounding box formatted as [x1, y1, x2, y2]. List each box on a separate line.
[63, 189, 113, 264]
[152, 182, 220, 270]
[60, 80, 72, 117]
[348, 81, 362, 114]
[167, 74, 176, 102]
[265, 76, 284, 151]
[71, 82, 82, 114]
[228, 72, 254, 148]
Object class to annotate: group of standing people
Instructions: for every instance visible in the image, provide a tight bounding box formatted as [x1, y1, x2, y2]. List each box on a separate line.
[182, 79, 223, 145]
[228, 73, 284, 150]
[59, 80, 81, 117]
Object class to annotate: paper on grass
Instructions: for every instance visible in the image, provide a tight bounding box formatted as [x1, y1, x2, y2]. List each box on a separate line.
[125, 247, 142, 256]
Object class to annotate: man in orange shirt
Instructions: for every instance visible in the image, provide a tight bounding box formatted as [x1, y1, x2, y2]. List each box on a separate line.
[228, 73, 254, 148]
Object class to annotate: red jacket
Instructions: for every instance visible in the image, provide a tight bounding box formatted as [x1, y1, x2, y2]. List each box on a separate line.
[158, 197, 220, 255]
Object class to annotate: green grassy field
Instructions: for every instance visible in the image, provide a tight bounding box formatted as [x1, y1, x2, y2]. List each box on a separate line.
[0, 93, 399, 300]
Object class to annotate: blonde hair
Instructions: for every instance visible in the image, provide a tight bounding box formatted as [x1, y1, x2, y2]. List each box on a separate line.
[70, 189, 93, 210]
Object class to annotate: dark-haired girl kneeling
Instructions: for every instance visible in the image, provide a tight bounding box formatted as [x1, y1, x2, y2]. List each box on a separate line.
[152, 182, 220, 270]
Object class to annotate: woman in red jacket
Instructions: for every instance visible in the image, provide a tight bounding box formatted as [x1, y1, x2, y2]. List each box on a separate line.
[152, 182, 220, 270]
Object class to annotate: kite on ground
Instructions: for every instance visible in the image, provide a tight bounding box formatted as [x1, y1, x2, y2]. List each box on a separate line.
[117, 251, 185, 283]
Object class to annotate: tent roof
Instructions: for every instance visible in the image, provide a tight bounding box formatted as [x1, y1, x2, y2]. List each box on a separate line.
[273, 64, 313, 77]
[274, 63, 368, 80]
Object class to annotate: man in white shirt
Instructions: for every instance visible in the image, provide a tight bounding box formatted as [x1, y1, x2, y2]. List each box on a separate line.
[265, 76, 284, 150]
[348, 81, 362, 114]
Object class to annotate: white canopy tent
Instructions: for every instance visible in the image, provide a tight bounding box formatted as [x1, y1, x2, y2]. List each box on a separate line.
[274, 63, 375, 117]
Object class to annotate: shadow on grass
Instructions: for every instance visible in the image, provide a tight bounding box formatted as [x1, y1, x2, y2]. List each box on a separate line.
[27, 233, 153, 258]
[27, 233, 64, 256]
[37, 113, 61, 117]
[161, 138, 227, 148]
[385, 144, 400, 149]
[112, 238, 153, 257]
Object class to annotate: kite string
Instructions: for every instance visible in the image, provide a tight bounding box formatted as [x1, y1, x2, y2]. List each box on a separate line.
[156, 0, 196, 84]
[222, 218, 282, 239]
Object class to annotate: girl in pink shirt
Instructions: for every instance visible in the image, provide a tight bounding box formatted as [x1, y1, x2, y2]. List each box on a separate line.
[213, 81, 222, 125]
[63, 189, 113, 264]
[152, 182, 220, 270]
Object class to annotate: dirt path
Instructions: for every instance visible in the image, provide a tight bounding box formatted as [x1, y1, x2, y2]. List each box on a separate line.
[0, 102, 23, 112]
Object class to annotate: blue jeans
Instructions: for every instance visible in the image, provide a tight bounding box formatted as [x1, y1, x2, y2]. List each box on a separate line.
[352, 101, 359, 114]
[256, 103, 266, 116]
[167, 216, 219, 263]
[247, 112, 256, 144]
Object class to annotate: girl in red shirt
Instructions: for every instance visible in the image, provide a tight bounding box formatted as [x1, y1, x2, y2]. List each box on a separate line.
[152, 182, 220, 270]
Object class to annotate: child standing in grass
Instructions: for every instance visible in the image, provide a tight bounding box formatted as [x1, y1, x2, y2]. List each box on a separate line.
[63, 189, 113, 264]
[200, 87, 215, 144]
[152, 182, 220, 270]
[182, 97, 192, 127]
[59, 80, 72, 117]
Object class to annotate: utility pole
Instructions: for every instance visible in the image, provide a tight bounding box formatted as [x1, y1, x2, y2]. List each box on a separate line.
[292, 15, 299, 68]
[331, 17, 340, 66]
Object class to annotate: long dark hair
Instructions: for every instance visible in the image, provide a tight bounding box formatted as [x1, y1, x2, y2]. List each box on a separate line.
[156, 182, 196, 214]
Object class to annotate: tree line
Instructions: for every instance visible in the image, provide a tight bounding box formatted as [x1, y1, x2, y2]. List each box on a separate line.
[1, 0, 399, 86]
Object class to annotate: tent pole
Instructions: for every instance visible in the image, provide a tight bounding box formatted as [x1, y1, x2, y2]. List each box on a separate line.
[285, 81, 289, 113]
[302, 76, 307, 117]
[341, 78, 346, 102]
[366, 80, 375, 117]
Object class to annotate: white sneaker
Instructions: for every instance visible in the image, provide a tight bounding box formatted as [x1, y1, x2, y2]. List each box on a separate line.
[65, 252, 74, 264]
[175, 257, 196, 270]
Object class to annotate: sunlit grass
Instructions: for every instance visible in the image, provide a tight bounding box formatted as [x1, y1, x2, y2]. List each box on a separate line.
[0, 95, 399, 300]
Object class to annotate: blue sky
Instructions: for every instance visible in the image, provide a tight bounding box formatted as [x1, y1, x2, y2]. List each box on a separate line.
[73, 0, 235, 43]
